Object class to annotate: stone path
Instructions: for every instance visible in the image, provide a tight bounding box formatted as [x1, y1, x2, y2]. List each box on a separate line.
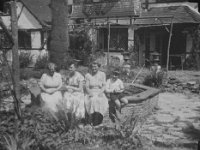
[140, 92, 200, 149]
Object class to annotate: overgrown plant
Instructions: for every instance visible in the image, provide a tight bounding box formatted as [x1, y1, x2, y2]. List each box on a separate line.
[35, 55, 49, 70]
[69, 26, 92, 66]
[3, 133, 35, 150]
[19, 52, 33, 68]
[143, 70, 165, 88]
[0, 104, 144, 150]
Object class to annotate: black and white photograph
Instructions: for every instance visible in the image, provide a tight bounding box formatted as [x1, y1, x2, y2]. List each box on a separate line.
[0, 0, 200, 149]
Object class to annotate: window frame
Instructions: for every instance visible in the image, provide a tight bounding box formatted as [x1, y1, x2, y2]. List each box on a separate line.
[98, 26, 128, 52]
[18, 30, 32, 49]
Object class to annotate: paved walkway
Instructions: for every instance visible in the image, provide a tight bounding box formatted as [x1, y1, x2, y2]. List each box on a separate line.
[140, 92, 200, 149]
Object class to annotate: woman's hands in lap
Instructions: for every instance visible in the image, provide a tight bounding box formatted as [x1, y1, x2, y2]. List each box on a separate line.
[45, 88, 57, 94]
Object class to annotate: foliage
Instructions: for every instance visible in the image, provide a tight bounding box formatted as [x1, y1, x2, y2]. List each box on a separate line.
[20, 68, 43, 80]
[3, 133, 35, 150]
[143, 70, 165, 88]
[0, 101, 144, 150]
[59, 53, 74, 70]
[184, 54, 197, 70]
[19, 52, 33, 68]
[68, 26, 93, 66]
[35, 55, 49, 70]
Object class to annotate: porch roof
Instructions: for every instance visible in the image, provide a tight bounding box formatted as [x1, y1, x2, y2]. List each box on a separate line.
[134, 5, 200, 25]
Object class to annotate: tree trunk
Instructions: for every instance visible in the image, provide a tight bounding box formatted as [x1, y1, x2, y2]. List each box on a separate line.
[11, 1, 21, 119]
[49, 0, 69, 67]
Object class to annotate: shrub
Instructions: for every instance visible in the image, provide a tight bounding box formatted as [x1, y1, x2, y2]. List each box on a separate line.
[19, 52, 33, 68]
[143, 71, 165, 88]
[69, 27, 92, 66]
[59, 54, 74, 70]
[184, 54, 197, 70]
[20, 68, 43, 80]
[0, 100, 144, 150]
[35, 55, 49, 70]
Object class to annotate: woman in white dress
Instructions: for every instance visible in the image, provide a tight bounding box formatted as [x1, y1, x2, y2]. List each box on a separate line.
[63, 62, 85, 119]
[39, 63, 62, 112]
[85, 60, 109, 126]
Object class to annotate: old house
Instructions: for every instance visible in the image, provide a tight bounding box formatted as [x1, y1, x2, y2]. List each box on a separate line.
[0, 0, 51, 65]
[0, 0, 75, 65]
[134, 0, 200, 69]
[1, 0, 199, 69]
[71, 0, 200, 69]
[70, 0, 141, 65]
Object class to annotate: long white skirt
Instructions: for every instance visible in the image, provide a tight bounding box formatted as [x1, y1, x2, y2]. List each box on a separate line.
[85, 90, 109, 116]
[64, 92, 85, 119]
[40, 91, 62, 112]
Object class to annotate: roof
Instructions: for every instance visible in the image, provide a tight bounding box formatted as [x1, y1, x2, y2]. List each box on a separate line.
[19, 0, 51, 27]
[71, 0, 141, 19]
[134, 5, 200, 25]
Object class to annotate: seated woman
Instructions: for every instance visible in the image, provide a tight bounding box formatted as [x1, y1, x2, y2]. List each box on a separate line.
[85, 60, 108, 126]
[63, 62, 85, 120]
[39, 62, 62, 112]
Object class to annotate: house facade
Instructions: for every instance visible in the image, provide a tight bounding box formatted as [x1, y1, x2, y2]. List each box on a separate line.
[71, 0, 141, 66]
[135, 0, 200, 69]
[71, 0, 200, 69]
[1, 0, 199, 69]
[0, 0, 51, 65]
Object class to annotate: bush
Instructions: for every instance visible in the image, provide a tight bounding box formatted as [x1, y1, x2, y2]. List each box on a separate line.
[143, 71, 165, 88]
[19, 52, 33, 68]
[20, 68, 43, 80]
[184, 55, 197, 70]
[35, 55, 49, 70]
[69, 27, 92, 66]
[59, 54, 74, 70]
[0, 101, 144, 150]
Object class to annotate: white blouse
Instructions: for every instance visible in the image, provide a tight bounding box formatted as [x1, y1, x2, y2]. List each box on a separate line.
[106, 78, 124, 93]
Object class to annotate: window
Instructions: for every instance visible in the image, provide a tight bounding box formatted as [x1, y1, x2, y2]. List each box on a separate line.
[110, 28, 128, 51]
[98, 27, 128, 51]
[18, 30, 31, 49]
